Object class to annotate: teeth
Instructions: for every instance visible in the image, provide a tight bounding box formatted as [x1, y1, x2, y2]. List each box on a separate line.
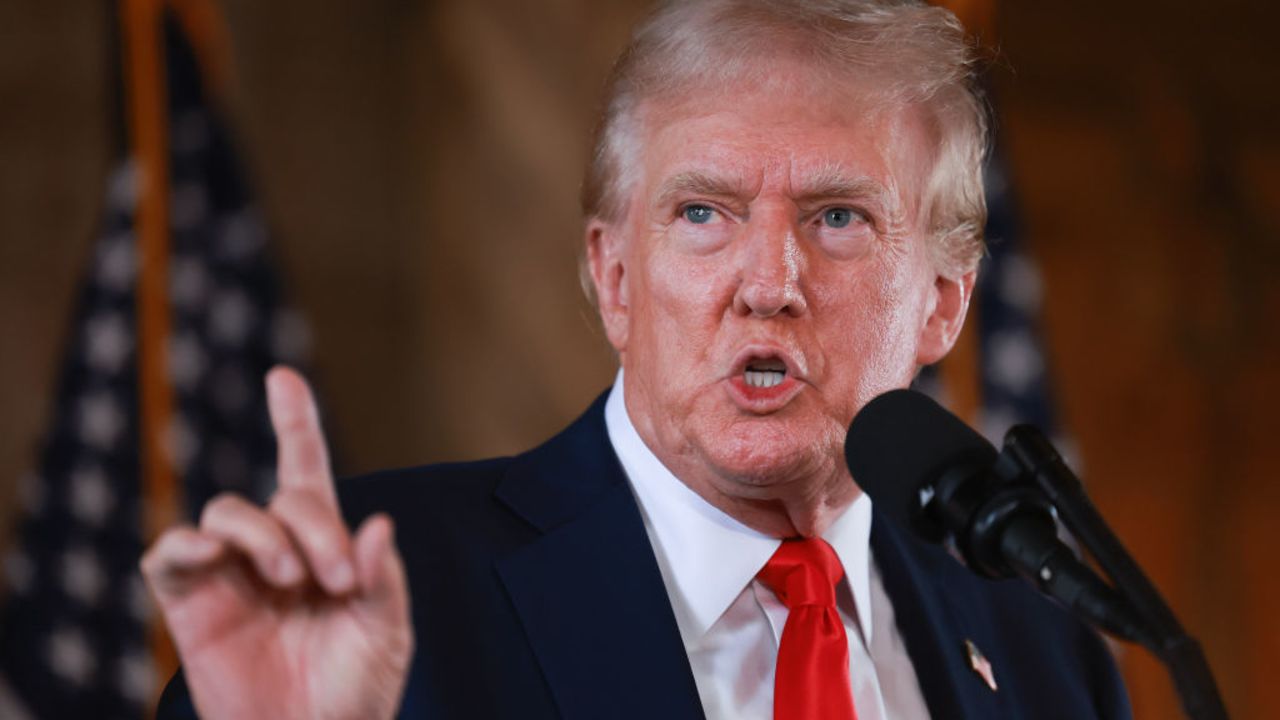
[744, 370, 785, 388]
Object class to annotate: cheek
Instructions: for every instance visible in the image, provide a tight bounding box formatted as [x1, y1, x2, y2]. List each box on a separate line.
[628, 250, 730, 370]
[814, 254, 928, 400]
[648, 243, 733, 321]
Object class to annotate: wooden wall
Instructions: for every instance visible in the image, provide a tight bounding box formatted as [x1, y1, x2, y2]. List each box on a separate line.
[1, 1, 1276, 716]
[997, 3, 1280, 717]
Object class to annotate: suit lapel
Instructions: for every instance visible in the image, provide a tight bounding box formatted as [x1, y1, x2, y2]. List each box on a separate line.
[872, 510, 1007, 720]
[493, 393, 705, 720]
[491, 394, 1016, 720]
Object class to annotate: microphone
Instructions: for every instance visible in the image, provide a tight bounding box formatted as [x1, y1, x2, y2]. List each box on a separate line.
[844, 389, 1148, 644]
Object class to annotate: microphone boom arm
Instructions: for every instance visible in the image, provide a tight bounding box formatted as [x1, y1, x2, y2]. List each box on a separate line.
[1002, 425, 1229, 720]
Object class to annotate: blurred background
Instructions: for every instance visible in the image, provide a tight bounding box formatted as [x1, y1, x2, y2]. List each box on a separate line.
[0, 0, 1276, 718]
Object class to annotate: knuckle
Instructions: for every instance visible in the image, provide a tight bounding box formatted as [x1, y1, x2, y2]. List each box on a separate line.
[199, 492, 247, 527]
[200, 496, 283, 553]
[270, 485, 322, 517]
[301, 519, 343, 557]
[272, 490, 345, 555]
[140, 527, 189, 574]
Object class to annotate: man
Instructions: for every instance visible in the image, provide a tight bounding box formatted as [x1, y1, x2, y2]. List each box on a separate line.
[143, 1, 1130, 718]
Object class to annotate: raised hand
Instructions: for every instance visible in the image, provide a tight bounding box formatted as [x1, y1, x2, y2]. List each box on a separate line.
[141, 367, 413, 720]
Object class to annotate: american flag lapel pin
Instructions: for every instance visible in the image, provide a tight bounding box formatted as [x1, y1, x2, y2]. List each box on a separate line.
[965, 639, 998, 692]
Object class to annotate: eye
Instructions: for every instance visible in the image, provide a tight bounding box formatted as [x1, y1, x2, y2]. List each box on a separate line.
[822, 207, 859, 228]
[681, 204, 717, 225]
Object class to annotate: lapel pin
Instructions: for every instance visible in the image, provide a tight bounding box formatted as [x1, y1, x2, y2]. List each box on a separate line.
[965, 639, 998, 692]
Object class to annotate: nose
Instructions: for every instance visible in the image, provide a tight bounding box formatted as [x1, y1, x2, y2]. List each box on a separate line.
[732, 209, 808, 318]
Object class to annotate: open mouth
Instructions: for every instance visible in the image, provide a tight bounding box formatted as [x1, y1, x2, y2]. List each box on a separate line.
[726, 347, 804, 411]
[743, 358, 788, 389]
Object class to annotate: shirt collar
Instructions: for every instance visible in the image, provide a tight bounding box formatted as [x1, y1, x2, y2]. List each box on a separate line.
[604, 371, 875, 643]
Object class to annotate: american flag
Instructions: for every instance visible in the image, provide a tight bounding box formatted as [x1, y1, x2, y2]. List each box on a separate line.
[972, 143, 1067, 446]
[915, 142, 1071, 452]
[0, 11, 308, 719]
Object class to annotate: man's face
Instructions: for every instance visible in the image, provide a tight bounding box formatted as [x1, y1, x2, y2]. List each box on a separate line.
[590, 65, 971, 506]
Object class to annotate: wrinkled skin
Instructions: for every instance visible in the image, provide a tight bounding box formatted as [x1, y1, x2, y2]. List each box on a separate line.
[588, 65, 974, 539]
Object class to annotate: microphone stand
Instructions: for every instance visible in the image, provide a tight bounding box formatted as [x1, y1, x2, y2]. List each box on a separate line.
[1001, 425, 1230, 720]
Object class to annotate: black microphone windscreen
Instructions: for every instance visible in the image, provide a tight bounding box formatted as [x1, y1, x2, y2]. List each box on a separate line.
[844, 389, 997, 535]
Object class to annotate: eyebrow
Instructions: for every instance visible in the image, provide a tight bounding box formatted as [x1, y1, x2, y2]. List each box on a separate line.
[654, 171, 752, 208]
[653, 167, 892, 208]
[791, 165, 892, 204]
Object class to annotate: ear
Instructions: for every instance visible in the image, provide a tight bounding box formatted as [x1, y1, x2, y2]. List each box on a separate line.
[915, 268, 976, 366]
[586, 218, 630, 352]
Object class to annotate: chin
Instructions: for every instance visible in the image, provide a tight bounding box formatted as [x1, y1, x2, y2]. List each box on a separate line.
[698, 416, 839, 490]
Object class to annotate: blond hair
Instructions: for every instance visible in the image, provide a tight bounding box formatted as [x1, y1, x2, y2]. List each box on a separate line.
[582, 0, 989, 276]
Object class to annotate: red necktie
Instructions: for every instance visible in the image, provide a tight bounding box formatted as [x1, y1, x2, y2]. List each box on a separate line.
[757, 538, 857, 720]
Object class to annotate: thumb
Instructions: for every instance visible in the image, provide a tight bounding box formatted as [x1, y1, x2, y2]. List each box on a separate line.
[352, 514, 412, 636]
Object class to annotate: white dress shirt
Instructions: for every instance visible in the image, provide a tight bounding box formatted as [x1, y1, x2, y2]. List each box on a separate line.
[604, 373, 931, 720]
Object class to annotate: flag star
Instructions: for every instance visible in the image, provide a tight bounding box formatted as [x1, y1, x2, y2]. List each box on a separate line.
[61, 545, 107, 606]
[116, 650, 156, 704]
[47, 627, 97, 686]
[69, 465, 115, 526]
[170, 255, 211, 312]
[4, 549, 34, 595]
[106, 159, 139, 212]
[78, 392, 126, 450]
[84, 312, 132, 374]
[218, 209, 265, 262]
[168, 331, 207, 392]
[998, 253, 1043, 315]
[209, 288, 256, 347]
[170, 182, 209, 232]
[988, 330, 1044, 395]
[95, 232, 137, 293]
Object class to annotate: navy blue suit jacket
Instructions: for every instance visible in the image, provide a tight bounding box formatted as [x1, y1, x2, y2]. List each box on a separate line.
[160, 391, 1130, 719]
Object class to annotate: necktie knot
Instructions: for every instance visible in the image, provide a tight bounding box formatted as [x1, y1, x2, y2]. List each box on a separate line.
[757, 537, 844, 609]
[757, 537, 857, 720]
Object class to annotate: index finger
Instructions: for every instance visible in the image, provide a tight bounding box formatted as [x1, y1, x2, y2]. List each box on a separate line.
[266, 365, 337, 506]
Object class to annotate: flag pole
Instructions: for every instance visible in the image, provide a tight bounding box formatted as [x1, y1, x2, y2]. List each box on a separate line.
[119, 0, 181, 708]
